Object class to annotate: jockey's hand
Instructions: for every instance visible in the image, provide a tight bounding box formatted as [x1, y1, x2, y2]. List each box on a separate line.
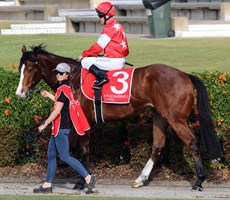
[78, 55, 83, 60]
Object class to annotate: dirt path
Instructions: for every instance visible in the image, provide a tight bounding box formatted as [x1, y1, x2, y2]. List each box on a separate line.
[0, 179, 230, 199]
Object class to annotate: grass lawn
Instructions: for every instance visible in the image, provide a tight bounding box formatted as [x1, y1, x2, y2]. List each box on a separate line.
[0, 34, 229, 73]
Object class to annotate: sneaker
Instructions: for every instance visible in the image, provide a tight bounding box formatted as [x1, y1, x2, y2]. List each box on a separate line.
[33, 185, 52, 193]
[85, 175, 97, 194]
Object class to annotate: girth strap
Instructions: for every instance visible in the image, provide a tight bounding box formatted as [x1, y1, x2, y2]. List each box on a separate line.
[93, 88, 104, 124]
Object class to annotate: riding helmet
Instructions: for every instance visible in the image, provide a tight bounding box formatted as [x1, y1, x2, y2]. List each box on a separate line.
[95, 2, 115, 17]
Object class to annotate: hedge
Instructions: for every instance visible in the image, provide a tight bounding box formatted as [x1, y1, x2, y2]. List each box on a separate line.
[0, 68, 52, 129]
[192, 71, 230, 127]
[0, 67, 229, 168]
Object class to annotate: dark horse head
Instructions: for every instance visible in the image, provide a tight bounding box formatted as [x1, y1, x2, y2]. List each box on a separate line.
[16, 44, 79, 99]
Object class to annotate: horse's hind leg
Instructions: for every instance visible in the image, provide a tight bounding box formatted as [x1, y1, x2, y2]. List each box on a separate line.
[170, 121, 205, 191]
[132, 111, 168, 188]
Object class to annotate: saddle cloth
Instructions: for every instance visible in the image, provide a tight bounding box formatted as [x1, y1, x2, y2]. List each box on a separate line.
[81, 68, 135, 104]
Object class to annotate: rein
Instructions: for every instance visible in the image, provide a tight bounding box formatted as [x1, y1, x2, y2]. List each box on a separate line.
[22, 116, 47, 156]
[125, 62, 134, 67]
[72, 71, 90, 89]
[70, 61, 87, 90]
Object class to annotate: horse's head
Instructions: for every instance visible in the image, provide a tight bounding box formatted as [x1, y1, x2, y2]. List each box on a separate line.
[16, 44, 80, 99]
[16, 45, 44, 99]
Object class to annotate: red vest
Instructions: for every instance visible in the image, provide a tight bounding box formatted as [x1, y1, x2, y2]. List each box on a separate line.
[52, 85, 90, 137]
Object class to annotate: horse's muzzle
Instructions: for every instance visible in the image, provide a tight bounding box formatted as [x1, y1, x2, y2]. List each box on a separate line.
[16, 90, 30, 99]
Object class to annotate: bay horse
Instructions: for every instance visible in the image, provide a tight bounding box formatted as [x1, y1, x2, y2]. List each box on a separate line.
[16, 44, 223, 191]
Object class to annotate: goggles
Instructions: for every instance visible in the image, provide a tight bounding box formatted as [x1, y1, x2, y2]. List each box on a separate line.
[97, 11, 105, 18]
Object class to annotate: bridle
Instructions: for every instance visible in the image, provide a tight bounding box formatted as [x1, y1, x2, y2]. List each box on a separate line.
[25, 58, 58, 93]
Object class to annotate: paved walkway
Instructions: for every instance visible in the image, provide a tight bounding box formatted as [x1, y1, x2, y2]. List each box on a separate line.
[0, 179, 230, 199]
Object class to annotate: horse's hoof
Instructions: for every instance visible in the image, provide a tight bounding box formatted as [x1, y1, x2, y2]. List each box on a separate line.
[192, 185, 203, 191]
[73, 183, 85, 190]
[131, 181, 143, 188]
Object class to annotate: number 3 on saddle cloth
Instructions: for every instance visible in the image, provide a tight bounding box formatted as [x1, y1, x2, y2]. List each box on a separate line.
[81, 68, 135, 123]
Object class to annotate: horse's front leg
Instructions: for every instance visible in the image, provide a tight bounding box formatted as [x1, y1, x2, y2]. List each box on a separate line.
[70, 131, 90, 190]
[78, 131, 91, 171]
[132, 112, 167, 188]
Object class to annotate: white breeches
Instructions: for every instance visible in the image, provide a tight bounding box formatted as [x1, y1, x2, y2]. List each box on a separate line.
[81, 57, 125, 71]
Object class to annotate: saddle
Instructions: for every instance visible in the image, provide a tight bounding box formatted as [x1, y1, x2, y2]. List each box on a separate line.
[81, 68, 135, 123]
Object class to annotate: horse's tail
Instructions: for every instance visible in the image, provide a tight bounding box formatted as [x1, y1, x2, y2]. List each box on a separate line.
[189, 74, 223, 161]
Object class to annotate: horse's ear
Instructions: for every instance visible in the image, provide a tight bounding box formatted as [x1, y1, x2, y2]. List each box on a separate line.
[21, 45, 26, 53]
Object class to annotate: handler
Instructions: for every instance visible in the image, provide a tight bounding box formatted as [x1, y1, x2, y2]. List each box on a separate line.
[33, 63, 96, 194]
[78, 1, 129, 89]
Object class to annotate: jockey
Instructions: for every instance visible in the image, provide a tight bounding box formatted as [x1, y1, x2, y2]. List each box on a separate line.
[78, 1, 129, 89]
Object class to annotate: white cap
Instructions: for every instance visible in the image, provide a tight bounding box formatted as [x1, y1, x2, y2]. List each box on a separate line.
[53, 63, 70, 73]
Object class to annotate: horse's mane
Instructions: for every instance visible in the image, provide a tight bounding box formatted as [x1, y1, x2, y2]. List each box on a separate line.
[19, 44, 79, 72]
[29, 44, 76, 63]
[30, 44, 49, 55]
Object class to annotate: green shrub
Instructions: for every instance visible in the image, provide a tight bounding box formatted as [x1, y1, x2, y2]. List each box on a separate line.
[0, 67, 229, 172]
[192, 71, 230, 128]
[0, 67, 52, 129]
[0, 125, 23, 166]
[0, 67, 52, 166]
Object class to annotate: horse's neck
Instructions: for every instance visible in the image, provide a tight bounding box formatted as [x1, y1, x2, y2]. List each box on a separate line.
[39, 56, 59, 91]
[42, 72, 58, 91]
[73, 64, 82, 85]
[39, 54, 79, 91]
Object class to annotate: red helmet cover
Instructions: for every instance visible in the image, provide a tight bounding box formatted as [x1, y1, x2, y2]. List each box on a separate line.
[96, 2, 115, 17]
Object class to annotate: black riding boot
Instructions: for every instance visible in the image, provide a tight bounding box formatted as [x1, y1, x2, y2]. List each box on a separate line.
[89, 65, 109, 89]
